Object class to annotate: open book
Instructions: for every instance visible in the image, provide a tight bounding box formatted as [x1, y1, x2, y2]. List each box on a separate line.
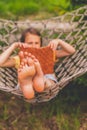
[19, 46, 56, 74]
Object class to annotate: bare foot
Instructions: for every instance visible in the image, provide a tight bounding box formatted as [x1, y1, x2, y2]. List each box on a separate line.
[18, 52, 36, 99]
[32, 57, 45, 92]
[28, 53, 54, 91]
[18, 52, 36, 80]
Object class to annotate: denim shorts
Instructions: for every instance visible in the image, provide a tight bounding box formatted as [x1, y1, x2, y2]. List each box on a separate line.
[44, 73, 57, 83]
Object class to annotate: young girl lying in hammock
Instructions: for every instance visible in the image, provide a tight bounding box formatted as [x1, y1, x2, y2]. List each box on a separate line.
[0, 28, 75, 99]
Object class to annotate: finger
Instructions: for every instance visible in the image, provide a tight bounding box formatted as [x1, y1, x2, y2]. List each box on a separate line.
[48, 42, 52, 47]
[19, 51, 24, 58]
[50, 42, 54, 49]
[24, 51, 28, 56]
[18, 43, 22, 48]
[53, 44, 57, 50]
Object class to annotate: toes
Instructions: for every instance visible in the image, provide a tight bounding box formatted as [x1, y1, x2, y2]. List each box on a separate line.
[19, 51, 29, 59]
[22, 64, 28, 69]
[22, 58, 27, 64]
[28, 53, 35, 59]
[28, 53, 32, 57]
[19, 51, 24, 59]
[34, 58, 40, 66]
[24, 51, 28, 57]
[19, 51, 39, 67]
[27, 57, 34, 66]
[31, 55, 35, 60]
[33, 58, 38, 63]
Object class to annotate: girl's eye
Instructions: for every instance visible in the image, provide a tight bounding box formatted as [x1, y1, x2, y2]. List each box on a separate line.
[35, 42, 39, 44]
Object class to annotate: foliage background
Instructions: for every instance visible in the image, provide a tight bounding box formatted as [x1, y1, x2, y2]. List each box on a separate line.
[0, 0, 87, 20]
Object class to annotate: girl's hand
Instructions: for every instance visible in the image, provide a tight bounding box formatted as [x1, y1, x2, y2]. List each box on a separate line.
[21, 43, 30, 48]
[13, 42, 31, 50]
[48, 39, 59, 50]
[13, 42, 22, 49]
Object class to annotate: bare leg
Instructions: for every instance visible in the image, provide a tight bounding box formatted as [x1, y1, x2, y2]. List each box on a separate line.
[18, 52, 36, 99]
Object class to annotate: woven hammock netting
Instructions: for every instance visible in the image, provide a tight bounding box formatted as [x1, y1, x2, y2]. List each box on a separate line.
[0, 6, 87, 103]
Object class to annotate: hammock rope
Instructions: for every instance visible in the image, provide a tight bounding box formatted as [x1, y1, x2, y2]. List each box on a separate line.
[0, 6, 87, 103]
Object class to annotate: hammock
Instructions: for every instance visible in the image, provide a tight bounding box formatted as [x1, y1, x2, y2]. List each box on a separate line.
[0, 6, 87, 103]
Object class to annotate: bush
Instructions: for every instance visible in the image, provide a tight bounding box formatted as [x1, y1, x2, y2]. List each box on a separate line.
[71, 0, 87, 8]
[74, 73, 87, 87]
[0, 1, 40, 19]
[8, 1, 39, 15]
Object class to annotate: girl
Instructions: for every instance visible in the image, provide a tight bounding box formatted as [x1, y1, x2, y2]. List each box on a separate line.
[0, 28, 75, 99]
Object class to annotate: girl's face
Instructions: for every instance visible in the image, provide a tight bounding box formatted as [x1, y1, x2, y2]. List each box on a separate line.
[25, 33, 41, 48]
